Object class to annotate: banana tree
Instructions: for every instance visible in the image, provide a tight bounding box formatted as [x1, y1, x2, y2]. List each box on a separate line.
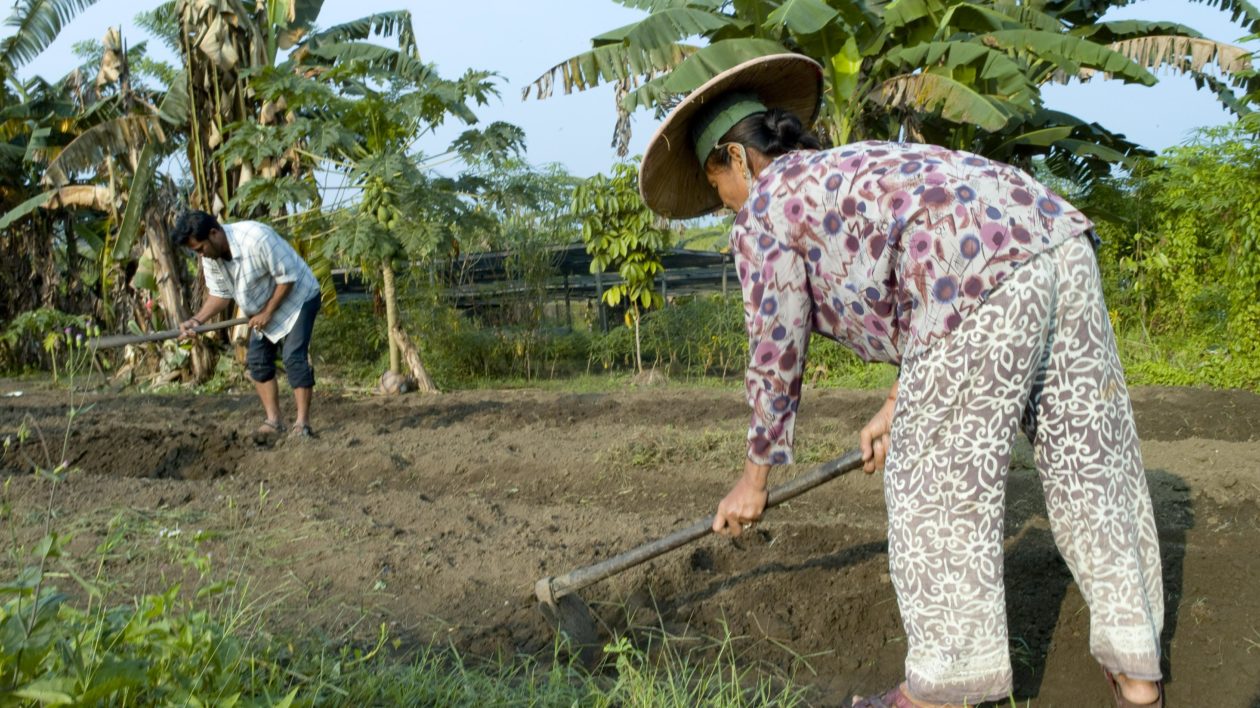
[0, 0, 104, 331]
[530, 0, 1258, 187]
[5, 24, 225, 378]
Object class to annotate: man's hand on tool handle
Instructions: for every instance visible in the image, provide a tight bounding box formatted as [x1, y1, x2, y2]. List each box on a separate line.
[859, 380, 898, 474]
[248, 309, 273, 331]
[178, 318, 202, 341]
[713, 459, 770, 538]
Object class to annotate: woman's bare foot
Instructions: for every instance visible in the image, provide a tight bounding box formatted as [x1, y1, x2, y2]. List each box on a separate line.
[850, 682, 964, 708]
[1113, 673, 1161, 705]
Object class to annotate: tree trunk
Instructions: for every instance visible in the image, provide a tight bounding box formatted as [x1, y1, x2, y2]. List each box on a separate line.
[144, 209, 212, 381]
[62, 211, 78, 299]
[390, 325, 439, 394]
[633, 303, 643, 375]
[382, 261, 400, 373]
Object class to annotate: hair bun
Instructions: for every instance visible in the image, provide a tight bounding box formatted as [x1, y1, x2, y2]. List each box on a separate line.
[763, 109, 808, 152]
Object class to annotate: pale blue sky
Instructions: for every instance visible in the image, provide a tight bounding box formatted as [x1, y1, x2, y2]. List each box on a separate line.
[5, 0, 1255, 177]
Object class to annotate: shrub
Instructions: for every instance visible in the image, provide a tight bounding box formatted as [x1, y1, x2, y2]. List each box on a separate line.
[1088, 126, 1260, 389]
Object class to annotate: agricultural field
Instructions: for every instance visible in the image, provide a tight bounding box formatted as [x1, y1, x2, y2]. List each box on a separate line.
[4, 0, 1260, 704]
[3, 382, 1258, 706]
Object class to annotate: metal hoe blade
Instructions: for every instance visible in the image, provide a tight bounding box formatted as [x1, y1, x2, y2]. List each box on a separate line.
[535, 576, 602, 665]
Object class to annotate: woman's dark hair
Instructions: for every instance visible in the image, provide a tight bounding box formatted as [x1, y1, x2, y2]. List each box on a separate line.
[705, 108, 823, 168]
[171, 210, 220, 247]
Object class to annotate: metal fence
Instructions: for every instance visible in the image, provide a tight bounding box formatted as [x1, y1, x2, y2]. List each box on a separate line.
[331, 244, 736, 332]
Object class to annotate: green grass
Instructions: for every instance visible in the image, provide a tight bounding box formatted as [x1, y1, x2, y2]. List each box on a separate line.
[0, 542, 815, 707]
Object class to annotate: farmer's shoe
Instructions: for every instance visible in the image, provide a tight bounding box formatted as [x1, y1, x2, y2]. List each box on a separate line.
[253, 418, 285, 444]
[288, 423, 315, 440]
[1104, 670, 1163, 708]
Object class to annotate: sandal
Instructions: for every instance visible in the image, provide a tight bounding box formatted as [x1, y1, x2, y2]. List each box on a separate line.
[288, 423, 316, 439]
[851, 684, 919, 708]
[1104, 670, 1163, 708]
[254, 419, 286, 437]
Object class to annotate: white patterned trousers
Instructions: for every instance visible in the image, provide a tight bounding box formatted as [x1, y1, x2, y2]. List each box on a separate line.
[885, 236, 1164, 704]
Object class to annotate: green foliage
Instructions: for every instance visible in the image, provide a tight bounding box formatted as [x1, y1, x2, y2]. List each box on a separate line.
[310, 289, 899, 391]
[0, 557, 808, 706]
[587, 294, 897, 388]
[573, 160, 672, 374]
[311, 301, 389, 384]
[403, 297, 593, 383]
[574, 161, 672, 313]
[0, 309, 95, 373]
[0, 562, 299, 706]
[1087, 126, 1260, 388]
[0, 0, 102, 73]
[533, 0, 1257, 183]
[588, 295, 746, 377]
[598, 634, 808, 706]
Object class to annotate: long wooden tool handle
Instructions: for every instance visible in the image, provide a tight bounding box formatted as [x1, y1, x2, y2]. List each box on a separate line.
[546, 448, 865, 601]
[89, 317, 250, 349]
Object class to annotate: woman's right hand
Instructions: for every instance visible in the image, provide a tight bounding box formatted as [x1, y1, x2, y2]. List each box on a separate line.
[713, 459, 771, 538]
[860, 381, 898, 473]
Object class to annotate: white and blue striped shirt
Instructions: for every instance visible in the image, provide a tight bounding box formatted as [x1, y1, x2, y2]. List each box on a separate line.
[202, 221, 319, 343]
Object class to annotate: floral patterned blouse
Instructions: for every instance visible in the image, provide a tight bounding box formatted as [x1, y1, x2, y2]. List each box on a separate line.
[733, 141, 1094, 465]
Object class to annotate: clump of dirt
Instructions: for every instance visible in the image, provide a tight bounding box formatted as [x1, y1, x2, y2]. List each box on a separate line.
[2, 383, 1259, 706]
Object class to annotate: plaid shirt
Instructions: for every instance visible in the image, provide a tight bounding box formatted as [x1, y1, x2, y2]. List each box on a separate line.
[202, 221, 319, 343]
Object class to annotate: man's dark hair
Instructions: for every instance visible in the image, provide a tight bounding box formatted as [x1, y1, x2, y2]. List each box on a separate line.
[171, 210, 220, 247]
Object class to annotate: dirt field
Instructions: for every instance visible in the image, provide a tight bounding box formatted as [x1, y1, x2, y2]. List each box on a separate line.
[2, 382, 1259, 707]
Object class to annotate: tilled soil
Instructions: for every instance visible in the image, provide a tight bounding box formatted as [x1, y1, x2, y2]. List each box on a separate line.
[2, 382, 1258, 707]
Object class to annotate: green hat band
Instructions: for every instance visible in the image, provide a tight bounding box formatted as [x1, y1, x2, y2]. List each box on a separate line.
[691, 92, 768, 166]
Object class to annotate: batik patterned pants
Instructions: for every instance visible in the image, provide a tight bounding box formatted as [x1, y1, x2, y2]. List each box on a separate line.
[885, 235, 1164, 704]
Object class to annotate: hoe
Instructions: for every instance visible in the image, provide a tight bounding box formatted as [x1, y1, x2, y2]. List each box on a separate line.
[89, 317, 248, 349]
[535, 448, 865, 656]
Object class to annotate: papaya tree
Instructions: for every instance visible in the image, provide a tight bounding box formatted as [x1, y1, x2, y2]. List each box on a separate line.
[218, 25, 524, 380]
[572, 160, 671, 375]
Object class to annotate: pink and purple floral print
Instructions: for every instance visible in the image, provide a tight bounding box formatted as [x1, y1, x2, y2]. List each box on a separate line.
[732, 141, 1094, 465]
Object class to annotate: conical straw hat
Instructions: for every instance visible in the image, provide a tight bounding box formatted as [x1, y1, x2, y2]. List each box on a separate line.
[639, 53, 823, 220]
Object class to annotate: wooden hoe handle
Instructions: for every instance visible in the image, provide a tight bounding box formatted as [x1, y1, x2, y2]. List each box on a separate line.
[536, 448, 866, 606]
[88, 317, 250, 350]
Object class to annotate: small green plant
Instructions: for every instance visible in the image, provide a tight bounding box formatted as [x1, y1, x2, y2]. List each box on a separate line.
[573, 160, 673, 375]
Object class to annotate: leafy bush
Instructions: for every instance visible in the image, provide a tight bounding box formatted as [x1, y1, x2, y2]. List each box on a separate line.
[588, 296, 745, 377]
[0, 542, 300, 706]
[0, 309, 94, 374]
[311, 301, 390, 385]
[585, 295, 896, 388]
[1088, 126, 1260, 389]
[308, 291, 896, 390]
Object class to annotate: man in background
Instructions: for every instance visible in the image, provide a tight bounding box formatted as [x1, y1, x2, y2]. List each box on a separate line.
[173, 210, 322, 440]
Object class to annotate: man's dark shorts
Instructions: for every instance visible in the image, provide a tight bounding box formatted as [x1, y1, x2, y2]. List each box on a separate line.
[246, 295, 321, 388]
